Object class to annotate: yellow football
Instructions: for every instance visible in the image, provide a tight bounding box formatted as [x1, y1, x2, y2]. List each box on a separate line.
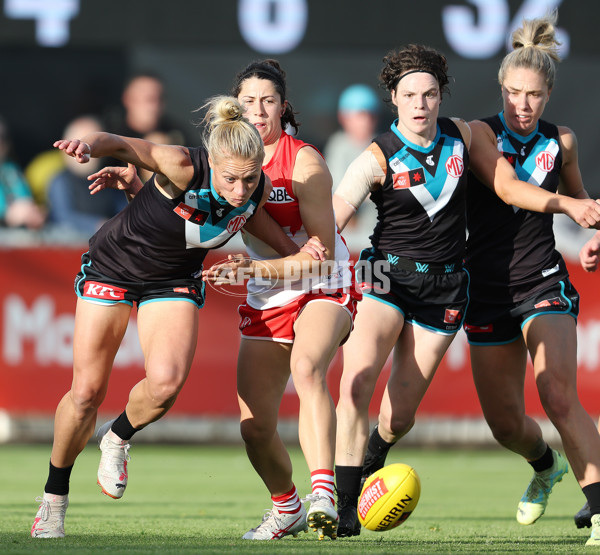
[357, 463, 421, 531]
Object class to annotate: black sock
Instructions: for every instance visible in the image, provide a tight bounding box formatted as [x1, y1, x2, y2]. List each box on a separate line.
[529, 445, 554, 473]
[335, 465, 363, 507]
[44, 461, 73, 496]
[583, 482, 600, 516]
[363, 425, 396, 477]
[111, 411, 138, 441]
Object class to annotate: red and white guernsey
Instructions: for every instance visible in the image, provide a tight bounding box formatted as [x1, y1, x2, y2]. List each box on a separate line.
[243, 131, 352, 310]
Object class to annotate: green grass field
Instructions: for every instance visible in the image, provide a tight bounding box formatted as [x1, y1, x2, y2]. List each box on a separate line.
[0, 443, 594, 553]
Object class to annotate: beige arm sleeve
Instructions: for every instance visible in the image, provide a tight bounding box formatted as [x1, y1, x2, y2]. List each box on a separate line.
[334, 148, 386, 210]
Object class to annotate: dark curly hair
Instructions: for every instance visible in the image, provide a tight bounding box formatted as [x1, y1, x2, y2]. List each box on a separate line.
[231, 59, 300, 134]
[379, 44, 450, 101]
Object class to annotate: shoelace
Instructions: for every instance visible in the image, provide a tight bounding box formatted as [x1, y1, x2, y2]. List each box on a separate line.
[104, 440, 131, 462]
[34, 497, 50, 522]
[524, 473, 552, 502]
[248, 509, 278, 532]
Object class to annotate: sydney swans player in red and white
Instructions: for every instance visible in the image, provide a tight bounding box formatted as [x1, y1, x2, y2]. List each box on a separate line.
[31, 96, 307, 539]
[213, 60, 359, 541]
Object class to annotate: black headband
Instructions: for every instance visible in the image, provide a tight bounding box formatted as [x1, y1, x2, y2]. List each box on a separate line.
[393, 69, 439, 89]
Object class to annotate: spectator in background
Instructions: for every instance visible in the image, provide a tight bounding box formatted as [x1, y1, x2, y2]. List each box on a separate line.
[47, 116, 127, 237]
[323, 84, 380, 233]
[324, 84, 380, 188]
[0, 116, 46, 229]
[104, 71, 187, 144]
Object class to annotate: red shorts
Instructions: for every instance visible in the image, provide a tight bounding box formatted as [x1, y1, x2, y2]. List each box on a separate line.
[239, 289, 360, 344]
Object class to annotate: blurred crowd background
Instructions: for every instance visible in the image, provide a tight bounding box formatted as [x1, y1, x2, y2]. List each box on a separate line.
[0, 0, 598, 255]
[1, 0, 600, 442]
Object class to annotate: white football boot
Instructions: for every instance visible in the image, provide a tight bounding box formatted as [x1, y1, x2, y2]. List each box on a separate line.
[31, 493, 69, 538]
[242, 505, 308, 540]
[305, 494, 339, 540]
[97, 420, 130, 499]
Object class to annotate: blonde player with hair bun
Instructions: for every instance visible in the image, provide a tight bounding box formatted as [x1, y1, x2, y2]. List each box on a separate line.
[462, 12, 600, 546]
[30, 96, 309, 538]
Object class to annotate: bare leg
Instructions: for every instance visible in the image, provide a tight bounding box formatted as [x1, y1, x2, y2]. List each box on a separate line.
[237, 338, 293, 496]
[525, 315, 600, 486]
[470, 338, 547, 461]
[335, 297, 404, 467]
[378, 323, 455, 442]
[124, 300, 199, 428]
[291, 300, 351, 472]
[51, 299, 131, 467]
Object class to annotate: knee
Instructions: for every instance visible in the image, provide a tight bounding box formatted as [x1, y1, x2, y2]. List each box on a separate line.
[539, 381, 573, 424]
[240, 417, 277, 447]
[339, 369, 378, 412]
[70, 378, 106, 415]
[291, 356, 324, 389]
[384, 411, 415, 440]
[146, 370, 186, 407]
[487, 415, 523, 446]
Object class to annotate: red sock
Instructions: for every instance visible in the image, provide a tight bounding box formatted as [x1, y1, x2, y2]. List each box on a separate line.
[310, 469, 335, 506]
[272, 484, 302, 514]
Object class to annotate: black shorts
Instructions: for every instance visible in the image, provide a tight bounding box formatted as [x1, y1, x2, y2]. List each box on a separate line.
[356, 247, 469, 335]
[74, 252, 205, 308]
[464, 278, 579, 345]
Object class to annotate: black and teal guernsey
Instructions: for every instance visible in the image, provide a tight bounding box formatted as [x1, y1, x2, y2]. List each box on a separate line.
[466, 112, 567, 304]
[88, 146, 265, 282]
[370, 117, 469, 263]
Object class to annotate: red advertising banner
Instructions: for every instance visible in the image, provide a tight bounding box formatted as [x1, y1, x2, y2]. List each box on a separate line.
[1, 247, 599, 419]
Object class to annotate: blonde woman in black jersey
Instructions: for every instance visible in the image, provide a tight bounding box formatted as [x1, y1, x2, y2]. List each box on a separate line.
[30, 96, 302, 539]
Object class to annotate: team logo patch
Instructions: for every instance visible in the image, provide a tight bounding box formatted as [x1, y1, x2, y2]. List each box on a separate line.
[392, 168, 425, 189]
[240, 316, 252, 329]
[534, 297, 564, 309]
[83, 281, 127, 300]
[173, 287, 190, 294]
[464, 323, 493, 333]
[445, 155, 464, 178]
[504, 153, 517, 167]
[444, 308, 462, 324]
[227, 215, 247, 234]
[535, 151, 555, 172]
[173, 202, 209, 225]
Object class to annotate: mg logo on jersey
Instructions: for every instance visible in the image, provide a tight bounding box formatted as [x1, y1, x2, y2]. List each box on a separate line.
[83, 281, 126, 300]
[227, 215, 247, 234]
[535, 151, 555, 172]
[268, 187, 295, 203]
[445, 155, 464, 178]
